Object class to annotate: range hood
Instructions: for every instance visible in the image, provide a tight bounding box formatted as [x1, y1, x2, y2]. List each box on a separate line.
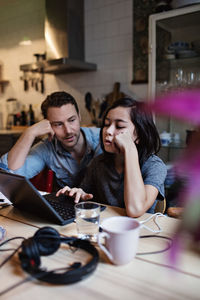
[20, 0, 97, 74]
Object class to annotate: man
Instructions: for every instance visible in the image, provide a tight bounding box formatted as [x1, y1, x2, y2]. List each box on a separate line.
[0, 91, 102, 188]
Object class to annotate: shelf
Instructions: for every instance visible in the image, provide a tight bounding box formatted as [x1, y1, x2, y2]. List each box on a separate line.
[0, 80, 9, 93]
[158, 56, 200, 67]
[150, 4, 200, 31]
[161, 142, 186, 149]
[159, 142, 186, 163]
[148, 3, 199, 161]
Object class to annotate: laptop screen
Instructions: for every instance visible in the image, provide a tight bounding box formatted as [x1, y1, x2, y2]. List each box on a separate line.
[0, 170, 64, 224]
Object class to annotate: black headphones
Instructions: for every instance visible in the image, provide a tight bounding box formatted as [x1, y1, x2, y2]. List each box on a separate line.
[18, 226, 99, 284]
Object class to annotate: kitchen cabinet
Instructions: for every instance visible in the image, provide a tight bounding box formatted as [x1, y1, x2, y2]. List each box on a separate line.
[148, 4, 200, 162]
[0, 129, 45, 157]
[0, 132, 21, 156]
[159, 143, 186, 163]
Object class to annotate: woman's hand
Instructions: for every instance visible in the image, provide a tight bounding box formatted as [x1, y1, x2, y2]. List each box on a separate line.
[114, 130, 136, 153]
[56, 186, 93, 203]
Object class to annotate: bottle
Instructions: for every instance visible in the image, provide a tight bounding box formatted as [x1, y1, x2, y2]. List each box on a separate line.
[27, 104, 35, 126]
[20, 105, 27, 126]
[0, 103, 3, 129]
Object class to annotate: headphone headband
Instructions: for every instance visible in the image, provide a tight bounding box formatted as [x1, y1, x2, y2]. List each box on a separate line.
[18, 227, 99, 284]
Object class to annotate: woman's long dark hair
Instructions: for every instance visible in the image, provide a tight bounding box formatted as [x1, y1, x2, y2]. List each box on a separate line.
[100, 97, 161, 166]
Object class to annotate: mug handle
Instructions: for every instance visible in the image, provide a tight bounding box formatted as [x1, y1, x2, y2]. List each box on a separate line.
[97, 232, 113, 262]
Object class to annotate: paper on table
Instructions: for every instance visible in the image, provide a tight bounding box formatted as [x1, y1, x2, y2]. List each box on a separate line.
[0, 192, 11, 204]
[0, 190, 48, 205]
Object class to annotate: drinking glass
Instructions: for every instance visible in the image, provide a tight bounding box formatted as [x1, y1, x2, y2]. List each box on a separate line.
[75, 202, 100, 242]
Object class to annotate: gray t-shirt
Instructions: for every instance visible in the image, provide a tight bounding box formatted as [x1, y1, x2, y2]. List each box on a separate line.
[80, 153, 167, 213]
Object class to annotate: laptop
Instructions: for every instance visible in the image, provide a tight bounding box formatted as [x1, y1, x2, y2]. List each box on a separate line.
[0, 170, 106, 225]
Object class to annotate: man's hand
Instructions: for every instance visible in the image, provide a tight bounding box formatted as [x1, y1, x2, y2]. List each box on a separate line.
[56, 186, 93, 203]
[28, 119, 55, 141]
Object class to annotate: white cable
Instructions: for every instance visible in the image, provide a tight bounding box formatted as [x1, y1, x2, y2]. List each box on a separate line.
[0, 226, 6, 241]
[139, 213, 167, 233]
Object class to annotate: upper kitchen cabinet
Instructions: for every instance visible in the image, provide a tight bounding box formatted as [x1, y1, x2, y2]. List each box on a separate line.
[148, 4, 200, 154]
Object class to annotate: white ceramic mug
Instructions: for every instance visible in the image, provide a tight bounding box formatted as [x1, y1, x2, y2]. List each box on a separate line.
[98, 216, 140, 265]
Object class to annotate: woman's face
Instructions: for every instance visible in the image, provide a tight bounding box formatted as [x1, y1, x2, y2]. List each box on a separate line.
[102, 106, 137, 153]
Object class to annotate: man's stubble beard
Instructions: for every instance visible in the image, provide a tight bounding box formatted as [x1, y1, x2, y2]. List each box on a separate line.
[61, 130, 81, 151]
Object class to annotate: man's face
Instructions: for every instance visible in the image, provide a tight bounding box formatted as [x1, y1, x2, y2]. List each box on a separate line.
[47, 104, 81, 150]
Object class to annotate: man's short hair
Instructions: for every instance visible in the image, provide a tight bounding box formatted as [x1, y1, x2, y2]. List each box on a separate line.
[41, 91, 79, 118]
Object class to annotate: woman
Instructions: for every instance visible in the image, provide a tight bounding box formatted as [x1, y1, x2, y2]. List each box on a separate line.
[57, 97, 167, 217]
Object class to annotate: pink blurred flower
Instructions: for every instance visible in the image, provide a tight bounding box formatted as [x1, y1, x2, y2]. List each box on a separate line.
[146, 89, 200, 253]
[148, 89, 200, 125]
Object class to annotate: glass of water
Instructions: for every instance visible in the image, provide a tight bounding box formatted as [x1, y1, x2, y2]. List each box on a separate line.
[75, 202, 100, 242]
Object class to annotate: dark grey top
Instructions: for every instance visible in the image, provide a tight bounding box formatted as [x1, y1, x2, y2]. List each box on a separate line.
[80, 153, 167, 213]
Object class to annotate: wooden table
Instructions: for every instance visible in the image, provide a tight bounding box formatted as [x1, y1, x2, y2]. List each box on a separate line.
[0, 205, 200, 300]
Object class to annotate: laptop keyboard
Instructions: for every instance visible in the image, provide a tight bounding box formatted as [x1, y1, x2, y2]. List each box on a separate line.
[44, 193, 75, 222]
[44, 192, 106, 224]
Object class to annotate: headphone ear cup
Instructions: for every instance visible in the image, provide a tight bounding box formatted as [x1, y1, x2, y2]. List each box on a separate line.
[19, 238, 41, 269]
[33, 226, 60, 256]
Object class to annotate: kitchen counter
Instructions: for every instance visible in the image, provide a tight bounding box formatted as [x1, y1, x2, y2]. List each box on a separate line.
[0, 126, 28, 134]
[0, 127, 27, 156]
[0, 129, 24, 134]
[0, 126, 43, 156]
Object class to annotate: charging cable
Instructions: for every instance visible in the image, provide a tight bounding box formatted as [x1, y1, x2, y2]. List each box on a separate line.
[139, 212, 167, 233]
[137, 213, 172, 255]
[0, 226, 6, 241]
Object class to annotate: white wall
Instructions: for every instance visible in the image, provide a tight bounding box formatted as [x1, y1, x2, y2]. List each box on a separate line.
[0, 0, 147, 127]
